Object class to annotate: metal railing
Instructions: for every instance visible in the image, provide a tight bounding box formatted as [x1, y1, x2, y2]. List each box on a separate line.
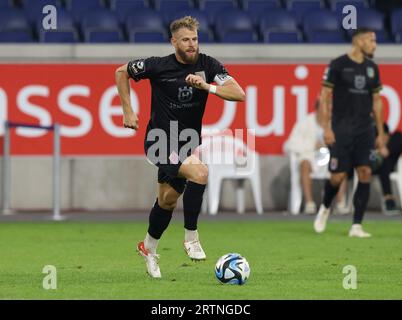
[1, 121, 63, 221]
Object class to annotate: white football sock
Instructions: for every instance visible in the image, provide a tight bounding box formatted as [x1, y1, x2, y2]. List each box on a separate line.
[185, 229, 199, 242]
[144, 233, 158, 254]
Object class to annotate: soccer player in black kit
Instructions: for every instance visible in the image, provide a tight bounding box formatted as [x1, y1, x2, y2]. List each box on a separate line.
[314, 27, 385, 238]
[115, 16, 245, 278]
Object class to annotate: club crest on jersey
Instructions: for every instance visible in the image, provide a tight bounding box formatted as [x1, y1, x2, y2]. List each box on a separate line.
[178, 86, 193, 103]
[354, 75, 366, 90]
[367, 67, 374, 78]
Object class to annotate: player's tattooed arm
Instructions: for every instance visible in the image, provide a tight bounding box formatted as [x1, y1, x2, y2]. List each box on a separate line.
[115, 63, 139, 130]
[185, 75, 245, 102]
[319, 86, 335, 146]
[373, 92, 385, 149]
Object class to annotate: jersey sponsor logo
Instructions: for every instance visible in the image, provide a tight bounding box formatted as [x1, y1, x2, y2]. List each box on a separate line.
[178, 86, 193, 103]
[367, 67, 375, 78]
[129, 59, 145, 75]
[354, 75, 366, 90]
[195, 71, 206, 81]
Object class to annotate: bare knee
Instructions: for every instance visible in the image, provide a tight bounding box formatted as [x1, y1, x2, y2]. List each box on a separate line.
[330, 172, 347, 186]
[158, 191, 179, 211]
[357, 166, 372, 183]
[300, 160, 312, 173]
[190, 164, 209, 185]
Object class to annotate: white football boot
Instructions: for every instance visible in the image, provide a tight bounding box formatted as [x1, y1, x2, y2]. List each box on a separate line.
[137, 241, 161, 278]
[184, 240, 206, 261]
[348, 224, 372, 238]
[314, 204, 331, 233]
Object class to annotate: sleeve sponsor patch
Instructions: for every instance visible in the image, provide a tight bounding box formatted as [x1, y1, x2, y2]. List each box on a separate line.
[128, 59, 146, 77]
[214, 73, 232, 85]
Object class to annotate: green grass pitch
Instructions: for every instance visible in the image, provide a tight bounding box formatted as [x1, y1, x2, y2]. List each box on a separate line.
[1, 219, 402, 299]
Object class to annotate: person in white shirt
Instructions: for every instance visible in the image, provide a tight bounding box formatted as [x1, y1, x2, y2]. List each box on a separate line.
[285, 100, 348, 214]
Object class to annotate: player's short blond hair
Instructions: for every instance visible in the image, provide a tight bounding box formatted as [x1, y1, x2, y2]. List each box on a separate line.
[170, 16, 199, 35]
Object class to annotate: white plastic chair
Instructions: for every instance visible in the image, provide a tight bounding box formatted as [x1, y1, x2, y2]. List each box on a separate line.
[389, 156, 402, 208]
[197, 132, 263, 215]
[288, 147, 330, 215]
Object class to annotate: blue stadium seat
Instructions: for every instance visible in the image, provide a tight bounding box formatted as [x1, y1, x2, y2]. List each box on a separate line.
[303, 10, 339, 34]
[85, 30, 125, 42]
[355, 9, 384, 31]
[391, 9, 402, 35]
[21, 0, 61, 9]
[36, 9, 76, 40]
[0, 0, 13, 7]
[81, 10, 119, 30]
[155, 0, 194, 24]
[330, 0, 368, 12]
[343, 9, 390, 42]
[214, 9, 254, 39]
[263, 29, 303, 43]
[286, 0, 324, 24]
[0, 8, 30, 30]
[110, 0, 149, 24]
[241, 0, 280, 12]
[0, 30, 32, 42]
[243, 0, 283, 26]
[168, 9, 210, 32]
[65, 0, 104, 21]
[197, 29, 214, 42]
[39, 30, 79, 43]
[23, 1, 63, 24]
[128, 29, 168, 42]
[81, 10, 123, 42]
[125, 8, 165, 41]
[306, 30, 346, 43]
[220, 30, 258, 43]
[395, 32, 402, 43]
[198, 0, 237, 24]
[259, 9, 298, 33]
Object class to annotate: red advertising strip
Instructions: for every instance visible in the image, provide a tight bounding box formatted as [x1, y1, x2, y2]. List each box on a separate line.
[0, 63, 400, 155]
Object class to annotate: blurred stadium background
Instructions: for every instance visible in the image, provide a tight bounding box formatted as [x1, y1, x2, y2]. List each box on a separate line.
[0, 0, 402, 214]
[1, 0, 402, 300]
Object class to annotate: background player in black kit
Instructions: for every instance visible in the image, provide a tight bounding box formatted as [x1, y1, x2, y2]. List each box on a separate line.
[314, 27, 385, 238]
[115, 16, 245, 278]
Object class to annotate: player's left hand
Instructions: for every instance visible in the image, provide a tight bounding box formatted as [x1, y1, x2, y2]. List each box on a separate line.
[185, 74, 209, 91]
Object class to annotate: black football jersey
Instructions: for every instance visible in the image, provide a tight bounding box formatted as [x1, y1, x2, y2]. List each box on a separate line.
[322, 54, 382, 134]
[127, 53, 232, 148]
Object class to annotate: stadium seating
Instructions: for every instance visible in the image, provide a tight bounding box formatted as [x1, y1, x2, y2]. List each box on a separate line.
[65, 0, 104, 21]
[0, 8, 32, 42]
[263, 29, 303, 43]
[286, 0, 325, 24]
[303, 9, 346, 42]
[81, 10, 124, 42]
[330, 0, 368, 12]
[39, 30, 78, 43]
[0, 0, 12, 7]
[155, 0, 194, 24]
[110, 0, 149, 24]
[214, 9, 256, 42]
[0, 0, 398, 43]
[391, 9, 402, 37]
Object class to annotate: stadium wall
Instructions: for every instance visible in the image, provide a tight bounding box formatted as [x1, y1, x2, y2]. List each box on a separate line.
[1, 44, 401, 212]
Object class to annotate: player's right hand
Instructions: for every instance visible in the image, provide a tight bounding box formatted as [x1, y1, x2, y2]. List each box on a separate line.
[324, 128, 335, 146]
[123, 112, 139, 130]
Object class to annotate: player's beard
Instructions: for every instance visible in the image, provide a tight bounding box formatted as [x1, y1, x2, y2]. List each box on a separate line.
[363, 48, 374, 59]
[177, 47, 199, 64]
